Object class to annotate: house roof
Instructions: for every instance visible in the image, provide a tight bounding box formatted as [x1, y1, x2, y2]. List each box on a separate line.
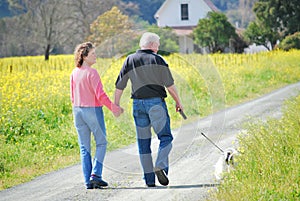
[203, 0, 219, 12]
[154, 0, 169, 18]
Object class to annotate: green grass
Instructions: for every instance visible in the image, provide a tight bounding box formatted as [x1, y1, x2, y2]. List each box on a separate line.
[208, 95, 300, 201]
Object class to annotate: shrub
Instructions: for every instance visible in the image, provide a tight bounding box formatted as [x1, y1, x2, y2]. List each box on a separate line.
[278, 32, 300, 51]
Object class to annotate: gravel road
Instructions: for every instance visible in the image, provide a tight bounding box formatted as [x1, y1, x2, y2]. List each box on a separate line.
[1, 82, 299, 201]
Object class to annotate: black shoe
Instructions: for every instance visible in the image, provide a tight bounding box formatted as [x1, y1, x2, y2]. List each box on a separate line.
[154, 168, 169, 186]
[90, 179, 108, 188]
[146, 183, 156, 187]
[90, 175, 108, 188]
[86, 183, 94, 189]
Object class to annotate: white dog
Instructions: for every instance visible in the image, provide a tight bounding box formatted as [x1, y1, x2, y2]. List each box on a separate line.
[214, 147, 238, 180]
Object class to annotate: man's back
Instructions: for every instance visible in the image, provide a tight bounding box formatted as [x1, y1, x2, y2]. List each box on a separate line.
[116, 49, 174, 99]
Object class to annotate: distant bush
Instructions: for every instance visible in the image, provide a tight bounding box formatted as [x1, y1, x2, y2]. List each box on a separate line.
[278, 32, 300, 51]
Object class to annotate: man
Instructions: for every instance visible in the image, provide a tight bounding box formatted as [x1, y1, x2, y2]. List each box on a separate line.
[114, 32, 184, 187]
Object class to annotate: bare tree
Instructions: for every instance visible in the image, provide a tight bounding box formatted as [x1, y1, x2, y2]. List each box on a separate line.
[0, 13, 42, 57]
[66, 0, 118, 36]
[3, 0, 136, 58]
[6, 0, 73, 60]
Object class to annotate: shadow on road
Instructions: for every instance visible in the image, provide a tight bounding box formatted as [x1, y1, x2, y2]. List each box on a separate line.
[100, 183, 219, 190]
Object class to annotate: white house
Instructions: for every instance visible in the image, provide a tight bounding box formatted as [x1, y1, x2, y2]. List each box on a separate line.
[154, 0, 218, 53]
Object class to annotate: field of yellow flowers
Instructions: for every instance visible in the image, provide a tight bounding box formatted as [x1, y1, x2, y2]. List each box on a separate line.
[0, 50, 300, 190]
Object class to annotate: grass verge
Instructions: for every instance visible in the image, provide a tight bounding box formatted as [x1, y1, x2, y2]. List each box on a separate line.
[208, 95, 300, 201]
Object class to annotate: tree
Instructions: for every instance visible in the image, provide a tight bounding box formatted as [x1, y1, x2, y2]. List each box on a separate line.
[0, 15, 43, 57]
[243, 21, 279, 49]
[253, 0, 300, 38]
[87, 6, 138, 57]
[65, 0, 118, 42]
[88, 6, 133, 45]
[221, 0, 257, 29]
[4, 0, 119, 59]
[6, 0, 73, 60]
[244, 0, 300, 48]
[147, 25, 179, 54]
[193, 12, 237, 53]
[278, 32, 300, 51]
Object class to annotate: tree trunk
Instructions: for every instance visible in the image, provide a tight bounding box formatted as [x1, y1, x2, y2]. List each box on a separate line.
[45, 44, 50, 60]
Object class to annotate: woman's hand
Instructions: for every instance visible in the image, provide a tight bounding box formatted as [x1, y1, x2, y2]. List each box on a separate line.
[112, 104, 124, 117]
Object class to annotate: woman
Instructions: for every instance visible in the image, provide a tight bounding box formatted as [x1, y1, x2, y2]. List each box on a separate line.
[70, 42, 122, 189]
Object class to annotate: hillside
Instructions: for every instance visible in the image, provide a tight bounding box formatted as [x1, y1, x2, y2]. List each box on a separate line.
[0, 0, 244, 23]
[0, 0, 254, 58]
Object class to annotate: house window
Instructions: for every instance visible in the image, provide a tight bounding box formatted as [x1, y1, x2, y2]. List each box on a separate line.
[181, 4, 189, 20]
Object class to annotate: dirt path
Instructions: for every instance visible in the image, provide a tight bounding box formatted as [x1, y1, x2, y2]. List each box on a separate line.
[1, 82, 300, 201]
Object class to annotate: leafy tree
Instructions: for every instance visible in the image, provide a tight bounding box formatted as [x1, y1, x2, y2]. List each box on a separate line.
[193, 12, 237, 53]
[244, 0, 300, 48]
[87, 6, 139, 57]
[253, 0, 300, 38]
[65, 0, 118, 41]
[88, 6, 133, 45]
[218, 0, 257, 29]
[243, 21, 279, 49]
[147, 25, 179, 54]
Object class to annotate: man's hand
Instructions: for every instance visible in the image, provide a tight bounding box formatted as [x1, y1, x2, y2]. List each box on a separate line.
[175, 103, 186, 119]
[175, 103, 184, 112]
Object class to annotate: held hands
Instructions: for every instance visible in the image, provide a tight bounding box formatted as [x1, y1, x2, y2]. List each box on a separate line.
[112, 104, 124, 117]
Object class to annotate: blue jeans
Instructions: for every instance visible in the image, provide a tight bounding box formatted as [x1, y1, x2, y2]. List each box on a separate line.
[73, 107, 107, 186]
[133, 97, 173, 185]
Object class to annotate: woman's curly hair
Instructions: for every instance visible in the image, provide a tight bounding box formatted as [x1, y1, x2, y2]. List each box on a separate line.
[74, 42, 95, 67]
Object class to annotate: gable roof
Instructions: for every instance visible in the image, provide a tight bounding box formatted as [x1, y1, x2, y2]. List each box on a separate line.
[154, 0, 169, 18]
[203, 0, 219, 12]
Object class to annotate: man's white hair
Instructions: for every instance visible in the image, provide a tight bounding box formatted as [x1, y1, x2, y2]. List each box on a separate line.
[139, 32, 160, 49]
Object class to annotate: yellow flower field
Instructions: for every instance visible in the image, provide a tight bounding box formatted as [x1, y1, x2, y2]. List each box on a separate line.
[0, 50, 300, 189]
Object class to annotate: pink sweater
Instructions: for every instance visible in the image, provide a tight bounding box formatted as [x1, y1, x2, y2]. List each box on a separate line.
[70, 66, 113, 110]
